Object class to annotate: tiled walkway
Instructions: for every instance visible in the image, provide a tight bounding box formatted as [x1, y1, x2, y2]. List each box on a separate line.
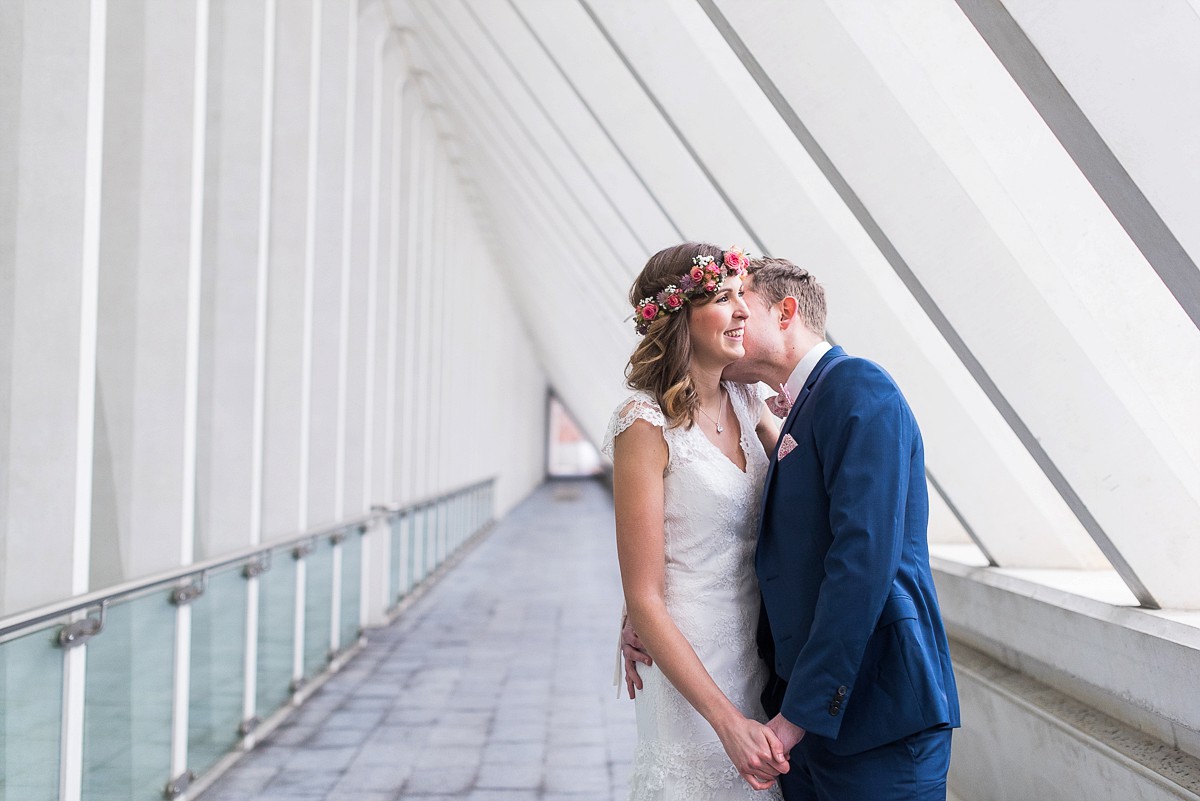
[198, 478, 634, 801]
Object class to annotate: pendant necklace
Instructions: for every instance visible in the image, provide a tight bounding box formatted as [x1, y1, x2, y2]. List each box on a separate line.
[698, 388, 728, 434]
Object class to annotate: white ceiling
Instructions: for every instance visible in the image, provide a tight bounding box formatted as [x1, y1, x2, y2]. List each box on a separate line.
[384, 0, 1200, 609]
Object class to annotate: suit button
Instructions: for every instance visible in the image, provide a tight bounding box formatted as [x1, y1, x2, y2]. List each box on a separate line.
[828, 703, 840, 716]
[836, 686, 847, 698]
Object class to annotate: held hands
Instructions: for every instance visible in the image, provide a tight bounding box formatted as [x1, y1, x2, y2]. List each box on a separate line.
[766, 713, 806, 755]
[715, 715, 790, 791]
[620, 616, 652, 699]
[622, 618, 791, 789]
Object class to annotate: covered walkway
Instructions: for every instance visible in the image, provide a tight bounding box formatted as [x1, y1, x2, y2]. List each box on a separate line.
[200, 480, 634, 801]
[2, 2, 1198, 800]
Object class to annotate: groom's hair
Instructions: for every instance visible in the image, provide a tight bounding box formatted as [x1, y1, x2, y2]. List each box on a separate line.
[748, 258, 827, 336]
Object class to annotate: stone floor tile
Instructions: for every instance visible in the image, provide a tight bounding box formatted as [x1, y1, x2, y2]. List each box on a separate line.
[323, 708, 388, 730]
[480, 741, 545, 765]
[323, 792, 398, 801]
[543, 764, 612, 795]
[467, 790, 537, 801]
[282, 745, 360, 772]
[475, 760, 543, 790]
[400, 763, 477, 795]
[331, 762, 415, 793]
[309, 727, 373, 749]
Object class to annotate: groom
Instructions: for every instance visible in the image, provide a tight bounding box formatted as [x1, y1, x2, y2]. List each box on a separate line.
[624, 258, 959, 800]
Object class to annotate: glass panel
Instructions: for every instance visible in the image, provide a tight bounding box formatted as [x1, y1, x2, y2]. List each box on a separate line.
[466, 493, 472, 532]
[453, 495, 462, 548]
[422, 510, 432, 577]
[256, 550, 296, 718]
[340, 532, 362, 651]
[0, 624, 63, 801]
[440, 502, 448, 560]
[188, 566, 247, 777]
[434, 504, 444, 566]
[426, 507, 437, 575]
[388, 518, 401, 607]
[82, 589, 175, 801]
[401, 513, 412, 597]
[443, 502, 451, 563]
[303, 538, 333, 678]
[410, 511, 422, 586]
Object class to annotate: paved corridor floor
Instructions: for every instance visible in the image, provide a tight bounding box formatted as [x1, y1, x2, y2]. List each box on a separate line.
[199, 479, 634, 801]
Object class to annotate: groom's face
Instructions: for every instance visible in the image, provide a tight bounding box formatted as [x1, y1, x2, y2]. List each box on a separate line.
[720, 278, 779, 384]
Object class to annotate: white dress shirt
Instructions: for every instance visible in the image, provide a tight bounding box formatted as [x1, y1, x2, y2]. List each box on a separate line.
[781, 341, 833, 403]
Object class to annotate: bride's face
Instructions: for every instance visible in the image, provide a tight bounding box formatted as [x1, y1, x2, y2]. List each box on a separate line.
[687, 275, 749, 369]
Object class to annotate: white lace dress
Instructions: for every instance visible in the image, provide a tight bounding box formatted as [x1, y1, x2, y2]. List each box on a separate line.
[603, 382, 780, 801]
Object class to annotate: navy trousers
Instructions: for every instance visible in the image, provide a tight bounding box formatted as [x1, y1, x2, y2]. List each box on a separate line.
[779, 726, 952, 801]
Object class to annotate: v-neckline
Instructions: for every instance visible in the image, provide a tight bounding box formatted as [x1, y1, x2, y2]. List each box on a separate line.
[695, 385, 748, 474]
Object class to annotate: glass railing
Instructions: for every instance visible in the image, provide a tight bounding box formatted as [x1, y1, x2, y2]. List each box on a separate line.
[386, 483, 487, 610]
[0, 621, 63, 801]
[0, 478, 494, 801]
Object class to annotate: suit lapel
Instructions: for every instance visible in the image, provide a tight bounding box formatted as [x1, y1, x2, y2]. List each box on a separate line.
[755, 347, 848, 542]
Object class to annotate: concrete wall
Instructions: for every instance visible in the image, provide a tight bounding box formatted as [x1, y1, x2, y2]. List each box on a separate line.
[936, 561, 1200, 800]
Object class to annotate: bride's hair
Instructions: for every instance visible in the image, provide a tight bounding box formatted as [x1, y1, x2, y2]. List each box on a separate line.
[625, 242, 725, 428]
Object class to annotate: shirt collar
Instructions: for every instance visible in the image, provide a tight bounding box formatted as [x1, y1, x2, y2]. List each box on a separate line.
[782, 341, 832, 401]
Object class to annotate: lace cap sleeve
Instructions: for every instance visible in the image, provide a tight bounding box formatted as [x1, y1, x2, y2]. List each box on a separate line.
[725, 381, 770, 416]
[601, 393, 665, 459]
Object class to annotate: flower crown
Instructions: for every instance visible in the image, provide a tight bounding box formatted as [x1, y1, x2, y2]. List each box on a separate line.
[633, 247, 751, 335]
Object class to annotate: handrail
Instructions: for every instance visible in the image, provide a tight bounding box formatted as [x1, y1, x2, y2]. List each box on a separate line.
[0, 477, 494, 641]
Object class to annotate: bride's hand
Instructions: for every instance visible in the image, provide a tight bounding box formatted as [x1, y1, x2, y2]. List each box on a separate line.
[715, 716, 790, 790]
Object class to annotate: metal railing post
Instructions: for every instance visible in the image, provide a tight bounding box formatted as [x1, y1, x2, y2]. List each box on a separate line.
[330, 532, 344, 657]
[58, 630, 87, 801]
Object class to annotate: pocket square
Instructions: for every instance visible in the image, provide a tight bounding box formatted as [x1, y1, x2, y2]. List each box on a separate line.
[777, 433, 799, 461]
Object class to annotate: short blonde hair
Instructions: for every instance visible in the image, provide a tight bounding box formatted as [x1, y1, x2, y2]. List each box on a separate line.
[748, 257, 826, 336]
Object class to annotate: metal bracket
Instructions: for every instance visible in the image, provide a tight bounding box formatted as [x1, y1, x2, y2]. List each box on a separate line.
[163, 769, 195, 799]
[243, 552, 271, 579]
[358, 523, 368, 536]
[330, 530, 347, 545]
[292, 540, 314, 560]
[170, 572, 207, 606]
[238, 716, 260, 737]
[57, 601, 107, 649]
[290, 676, 307, 694]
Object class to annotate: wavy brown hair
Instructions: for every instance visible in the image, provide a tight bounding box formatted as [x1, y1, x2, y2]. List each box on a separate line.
[625, 242, 725, 428]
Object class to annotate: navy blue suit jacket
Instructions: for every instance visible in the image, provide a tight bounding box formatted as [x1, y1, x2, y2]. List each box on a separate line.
[756, 346, 960, 756]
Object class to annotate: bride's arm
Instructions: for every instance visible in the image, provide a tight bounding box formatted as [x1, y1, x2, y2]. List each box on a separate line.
[612, 420, 788, 789]
[756, 402, 781, 453]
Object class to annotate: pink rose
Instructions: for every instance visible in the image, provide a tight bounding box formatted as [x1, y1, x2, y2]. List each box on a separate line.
[640, 303, 659, 320]
[666, 293, 684, 309]
[724, 249, 748, 271]
[704, 281, 717, 292]
[689, 266, 705, 283]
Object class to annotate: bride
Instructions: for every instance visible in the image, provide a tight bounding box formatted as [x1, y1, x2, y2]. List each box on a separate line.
[603, 243, 788, 799]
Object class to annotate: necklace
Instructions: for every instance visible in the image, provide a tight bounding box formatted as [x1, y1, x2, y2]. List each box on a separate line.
[697, 388, 728, 434]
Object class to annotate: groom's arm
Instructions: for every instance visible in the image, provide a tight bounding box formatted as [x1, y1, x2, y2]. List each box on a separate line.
[620, 616, 652, 698]
[778, 359, 911, 741]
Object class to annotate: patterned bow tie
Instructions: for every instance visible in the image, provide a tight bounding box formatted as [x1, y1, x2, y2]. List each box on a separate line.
[765, 384, 793, 419]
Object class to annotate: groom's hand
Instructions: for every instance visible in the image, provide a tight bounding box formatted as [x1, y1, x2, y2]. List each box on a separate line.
[620, 617, 652, 699]
[766, 713, 806, 755]
[718, 718, 789, 790]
